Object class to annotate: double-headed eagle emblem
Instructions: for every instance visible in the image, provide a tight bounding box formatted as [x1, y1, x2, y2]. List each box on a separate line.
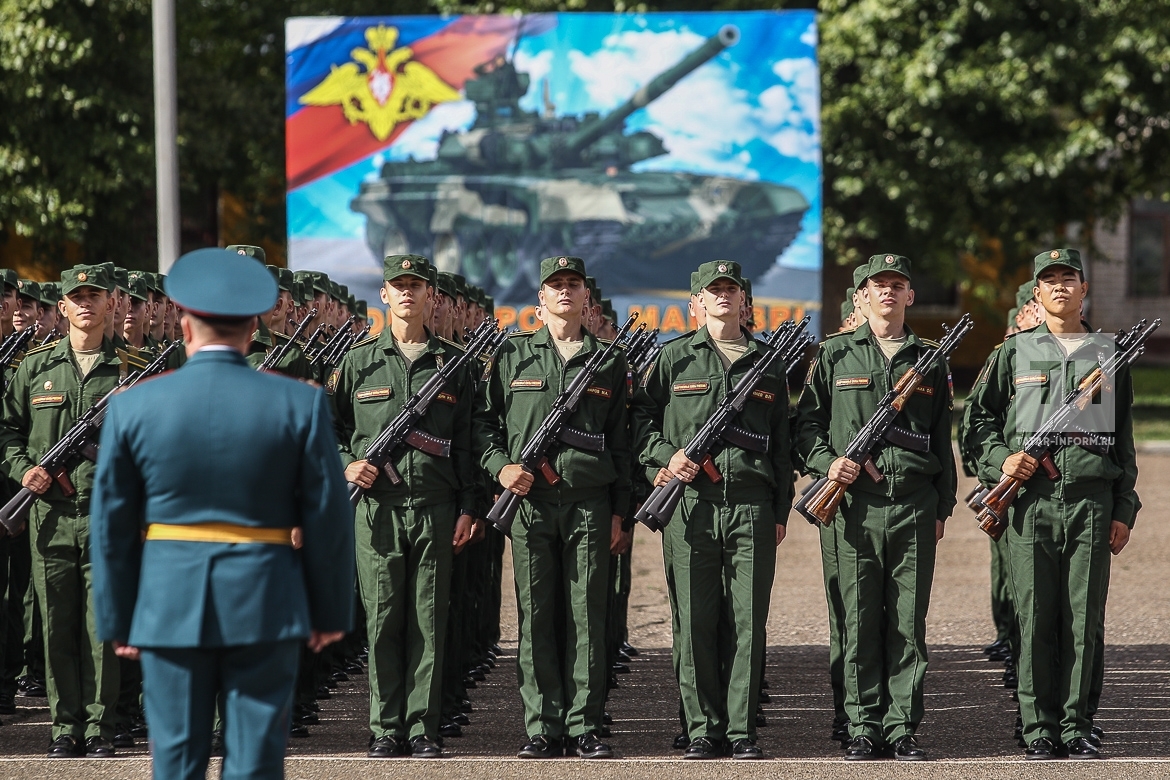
[299, 25, 460, 141]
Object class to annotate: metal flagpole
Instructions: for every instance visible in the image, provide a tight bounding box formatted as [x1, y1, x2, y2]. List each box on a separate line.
[152, 0, 180, 273]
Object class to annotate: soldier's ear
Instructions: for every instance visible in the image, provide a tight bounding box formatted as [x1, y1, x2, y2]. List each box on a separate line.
[379, 284, 391, 306]
[906, 289, 915, 308]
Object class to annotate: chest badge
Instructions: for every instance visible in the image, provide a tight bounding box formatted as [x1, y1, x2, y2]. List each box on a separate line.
[43, 381, 53, 390]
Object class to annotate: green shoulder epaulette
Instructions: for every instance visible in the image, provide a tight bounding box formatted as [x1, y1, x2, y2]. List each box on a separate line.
[821, 329, 853, 341]
[661, 329, 695, 346]
[350, 333, 379, 350]
[507, 329, 533, 338]
[436, 336, 467, 353]
[23, 340, 59, 357]
[921, 338, 941, 348]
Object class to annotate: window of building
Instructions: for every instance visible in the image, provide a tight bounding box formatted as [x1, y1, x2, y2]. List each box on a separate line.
[1130, 198, 1170, 297]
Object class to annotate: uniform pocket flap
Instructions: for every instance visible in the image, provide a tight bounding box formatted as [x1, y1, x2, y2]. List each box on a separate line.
[834, 375, 872, 390]
[510, 378, 546, 390]
[31, 393, 67, 407]
[355, 387, 392, 402]
[671, 380, 710, 395]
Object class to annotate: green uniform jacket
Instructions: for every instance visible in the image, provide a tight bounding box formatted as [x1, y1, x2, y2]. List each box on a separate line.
[630, 326, 794, 519]
[957, 348, 999, 479]
[330, 328, 477, 511]
[965, 323, 1139, 527]
[473, 326, 632, 515]
[0, 338, 126, 512]
[247, 322, 314, 380]
[794, 321, 957, 520]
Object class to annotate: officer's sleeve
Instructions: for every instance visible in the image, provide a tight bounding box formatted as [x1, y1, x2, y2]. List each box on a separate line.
[473, 341, 512, 481]
[967, 345, 1016, 485]
[605, 353, 632, 519]
[451, 362, 478, 513]
[298, 390, 355, 633]
[793, 345, 837, 478]
[770, 374, 794, 524]
[1111, 366, 1140, 528]
[0, 360, 36, 483]
[90, 399, 145, 643]
[327, 360, 357, 469]
[930, 362, 957, 521]
[629, 352, 674, 469]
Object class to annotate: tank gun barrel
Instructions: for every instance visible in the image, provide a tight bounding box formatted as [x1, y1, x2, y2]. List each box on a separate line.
[564, 25, 739, 156]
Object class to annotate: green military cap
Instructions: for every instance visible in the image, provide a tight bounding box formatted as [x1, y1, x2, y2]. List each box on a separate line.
[265, 265, 293, 293]
[689, 271, 701, 296]
[846, 285, 857, 303]
[165, 248, 277, 318]
[435, 271, 459, 298]
[134, 271, 160, 296]
[484, 295, 494, 315]
[16, 279, 40, 302]
[383, 253, 435, 283]
[293, 270, 330, 296]
[853, 264, 870, 290]
[125, 275, 149, 302]
[742, 277, 753, 299]
[290, 278, 308, 306]
[1015, 280, 1036, 309]
[326, 280, 340, 301]
[540, 256, 586, 286]
[584, 275, 600, 301]
[355, 299, 368, 319]
[39, 281, 60, 307]
[1033, 248, 1083, 280]
[337, 283, 349, 302]
[61, 264, 115, 295]
[1006, 307, 1019, 328]
[0, 269, 18, 291]
[863, 253, 912, 283]
[601, 298, 616, 322]
[347, 293, 357, 313]
[451, 273, 467, 298]
[694, 259, 745, 291]
[841, 298, 854, 322]
[225, 244, 266, 264]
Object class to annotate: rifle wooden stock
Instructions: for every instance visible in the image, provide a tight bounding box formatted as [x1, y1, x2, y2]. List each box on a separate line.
[699, 454, 722, 484]
[974, 452, 1055, 539]
[794, 476, 848, 527]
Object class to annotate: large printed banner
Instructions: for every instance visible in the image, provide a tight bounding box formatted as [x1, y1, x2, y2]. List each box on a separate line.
[287, 11, 821, 336]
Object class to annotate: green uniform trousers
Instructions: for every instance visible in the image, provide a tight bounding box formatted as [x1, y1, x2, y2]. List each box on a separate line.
[440, 545, 468, 718]
[30, 504, 118, 740]
[356, 498, 455, 740]
[511, 494, 611, 739]
[663, 495, 776, 743]
[1006, 490, 1112, 744]
[140, 639, 299, 780]
[818, 521, 847, 726]
[837, 484, 937, 744]
[990, 534, 1015, 643]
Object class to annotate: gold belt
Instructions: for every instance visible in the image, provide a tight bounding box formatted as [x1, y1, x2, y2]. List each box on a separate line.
[145, 522, 293, 546]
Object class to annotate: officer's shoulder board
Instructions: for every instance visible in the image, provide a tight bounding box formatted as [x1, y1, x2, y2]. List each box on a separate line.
[22, 340, 58, 359]
[436, 336, 466, 353]
[921, 337, 941, 349]
[507, 330, 534, 338]
[350, 333, 379, 350]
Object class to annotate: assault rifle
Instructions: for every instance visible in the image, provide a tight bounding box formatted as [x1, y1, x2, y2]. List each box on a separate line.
[0, 340, 182, 537]
[794, 314, 973, 527]
[971, 318, 1161, 540]
[310, 316, 360, 366]
[348, 319, 505, 505]
[0, 328, 38, 389]
[257, 307, 317, 372]
[634, 317, 810, 532]
[487, 314, 638, 536]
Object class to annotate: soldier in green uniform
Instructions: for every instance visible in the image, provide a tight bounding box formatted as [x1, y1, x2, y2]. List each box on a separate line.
[330, 254, 476, 758]
[631, 260, 791, 760]
[794, 254, 955, 761]
[965, 249, 1137, 760]
[0, 269, 19, 340]
[473, 255, 630, 760]
[0, 264, 127, 757]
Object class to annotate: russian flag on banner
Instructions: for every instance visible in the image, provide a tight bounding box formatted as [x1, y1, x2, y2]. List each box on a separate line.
[285, 15, 553, 191]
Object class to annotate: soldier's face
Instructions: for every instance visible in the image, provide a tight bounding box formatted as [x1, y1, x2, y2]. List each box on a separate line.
[0, 288, 16, 321]
[37, 305, 57, 336]
[540, 273, 588, 318]
[124, 298, 147, 332]
[382, 277, 432, 320]
[13, 297, 41, 331]
[688, 294, 707, 326]
[61, 287, 113, 331]
[1035, 267, 1086, 318]
[150, 296, 166, 327]
[864, 273, 914, 317]
[701, 280, 742, 320]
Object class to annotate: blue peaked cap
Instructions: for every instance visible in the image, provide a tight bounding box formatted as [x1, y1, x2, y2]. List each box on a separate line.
[165, 248, 278, 318]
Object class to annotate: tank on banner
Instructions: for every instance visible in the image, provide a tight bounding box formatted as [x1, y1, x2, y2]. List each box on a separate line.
[349, 24, 808, 300]
[287, 12, 822, 335]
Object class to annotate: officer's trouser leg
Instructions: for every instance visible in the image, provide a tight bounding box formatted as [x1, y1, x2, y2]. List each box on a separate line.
[819, 522, 847, 726]
[356, 500, 455, 740]
[721, 502, 775, 743]
[1057, 493, 1111, 743]
[880, 487, 936, 743]
[30, 507, 118, 741]
[139, 647, 218, 780]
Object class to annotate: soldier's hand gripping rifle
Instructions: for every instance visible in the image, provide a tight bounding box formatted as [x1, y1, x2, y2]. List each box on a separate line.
[634, 317, 810, 532]
[487, 314, 638, 536]
[972, 318, 1161, 540]
[257, 307, 317, 372]
[794, 314, 973, 528]
[347, 319, 505, 506]
[0, 327, 38, 390]
[0, 340, 182, 537]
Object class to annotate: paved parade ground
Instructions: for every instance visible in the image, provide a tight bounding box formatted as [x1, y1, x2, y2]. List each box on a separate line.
[2, 453, 1167, 778]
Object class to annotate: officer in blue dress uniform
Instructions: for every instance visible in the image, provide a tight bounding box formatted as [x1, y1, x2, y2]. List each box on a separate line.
[89, 248, 355, 780]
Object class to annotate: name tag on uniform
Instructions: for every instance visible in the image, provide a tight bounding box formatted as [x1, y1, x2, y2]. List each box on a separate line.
[586, 385, 612, 399]
[1014, 373, 1047, 386]
[355, 387, 392, 401]
[671, 381, 709, 394]
[750, 389, 775, 403]
[31, 393, 66, 407]
[510, 378, 546, 390]
[436, 391, 457, 405]
[835, 376, 871, 389]
[914, 386, 935, 397]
